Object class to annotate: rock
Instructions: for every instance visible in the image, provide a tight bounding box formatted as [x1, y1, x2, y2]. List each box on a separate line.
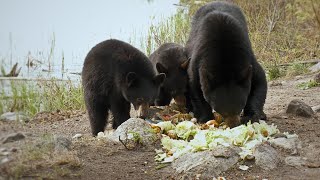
[2, 133, 25, 144]
[172, 146, 240, 179]
[239, 165, 249, 171]
[269, 137, 301, 155]
[0, 148, 10, 156]
[0, 157, 10, 164]
[72, 133, 83, 139]
[0, 148, 6, 153]
[254, 143, 280, 170]
[312, 105, 320, 113]
[285, 156, 307, 167]
[109, 118, 159, 146]
[0, 151, 10, 156]
[309, 62, 320, 72]
[286, 99, 314, 118]
[0, 112, 29, 122]
[54, 135, 72, 151]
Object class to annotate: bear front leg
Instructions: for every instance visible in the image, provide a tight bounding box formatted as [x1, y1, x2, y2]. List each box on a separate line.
[110, 97, 131, 129]
[155, 89, 172, 106]
[85, 96, 109, 136]
[190, 88, 213, 123]
[242, 65, 267, 124]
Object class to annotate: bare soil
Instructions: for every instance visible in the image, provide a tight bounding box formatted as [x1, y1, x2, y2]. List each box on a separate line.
[1, 73, 320, 180]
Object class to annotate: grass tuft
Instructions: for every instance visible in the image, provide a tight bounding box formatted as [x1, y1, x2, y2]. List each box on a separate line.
[0, 78, 84, 116]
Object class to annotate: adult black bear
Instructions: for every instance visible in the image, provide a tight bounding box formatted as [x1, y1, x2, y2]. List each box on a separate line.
[82, 39, 166, 135]
[149, 43, 190, 108]
[186, 1, 267, 127]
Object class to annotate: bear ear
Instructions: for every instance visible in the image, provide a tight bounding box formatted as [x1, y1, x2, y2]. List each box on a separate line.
[154, 73, 166, 85]
[180, 59, 190, 70]
[156, 63, 168, 74]
[126, 72, 137, 87]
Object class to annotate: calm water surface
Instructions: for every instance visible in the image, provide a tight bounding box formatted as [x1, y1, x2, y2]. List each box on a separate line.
[0, 0, 179, 79]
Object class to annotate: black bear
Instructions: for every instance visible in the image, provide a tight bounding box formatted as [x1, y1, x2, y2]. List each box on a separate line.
[82, 39, 166, 135]
[149, 43, 190, 109]
[186, 1, 267, 127]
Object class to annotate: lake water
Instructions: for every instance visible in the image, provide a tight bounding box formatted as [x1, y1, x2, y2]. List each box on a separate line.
[0, 0, 179, 79]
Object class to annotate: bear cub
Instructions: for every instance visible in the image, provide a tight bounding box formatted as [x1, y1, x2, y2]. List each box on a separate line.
[187, 2, 267, 127]
[82, 39, 165, 135]
[149, 43, 190, 109]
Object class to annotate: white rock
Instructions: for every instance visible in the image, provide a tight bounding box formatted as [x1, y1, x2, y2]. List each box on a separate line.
[191, 118, 197, 123]
[109, 118, 158, 146]
[0, 112, 29, 122]
[239, 165, 249, 171]
[72, 133, 83, 139]
[312, 105, 320, 113]
[0, 157, 10, 164]
[0, 151, 10, 156]
[309, 62, 320, 72]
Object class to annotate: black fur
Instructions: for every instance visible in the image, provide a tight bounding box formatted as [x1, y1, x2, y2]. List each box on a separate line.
[82, 39, 165, 135]
[149, 43, 190, 108]
[186, 2, 267, 127]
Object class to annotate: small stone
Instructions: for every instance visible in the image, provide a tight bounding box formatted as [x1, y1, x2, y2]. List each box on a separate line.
[2, 133, 25, 144]
[246, 155, 255, 160]
[54, 135, 72, 151]
[312, 105, 320, 113]
[0, 157, 10, 164]
[285, 156, 307, 167]
[254, 143, 280, 170]
[239, 165, 249, 171]
[191, 118, 197, 123]
[309, 62, 320, 72]
[0, 151, 10, 156]
[72, 133, 83, 139]
[286, 99, 314, 118]
[0, 112, 29, 122]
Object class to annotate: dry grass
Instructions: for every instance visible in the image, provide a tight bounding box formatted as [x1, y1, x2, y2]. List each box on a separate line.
[147, 0, 320, 79]
[5, 134, 82, 179]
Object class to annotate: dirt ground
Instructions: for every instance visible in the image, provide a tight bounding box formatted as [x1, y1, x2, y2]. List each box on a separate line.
[1, 73, 320, 180]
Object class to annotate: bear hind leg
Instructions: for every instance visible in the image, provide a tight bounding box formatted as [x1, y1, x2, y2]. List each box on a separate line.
[86, 96, 109, 136]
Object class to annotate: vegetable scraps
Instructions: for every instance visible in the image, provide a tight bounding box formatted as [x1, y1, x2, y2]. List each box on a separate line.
[154, 120, 284, 163]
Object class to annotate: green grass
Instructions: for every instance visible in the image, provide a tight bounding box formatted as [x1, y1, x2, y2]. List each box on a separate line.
[0, 78, 84, 116]
[267, 65, 286, 81]
[297, 80, 320, 90]
[286, 63, 311, 77]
